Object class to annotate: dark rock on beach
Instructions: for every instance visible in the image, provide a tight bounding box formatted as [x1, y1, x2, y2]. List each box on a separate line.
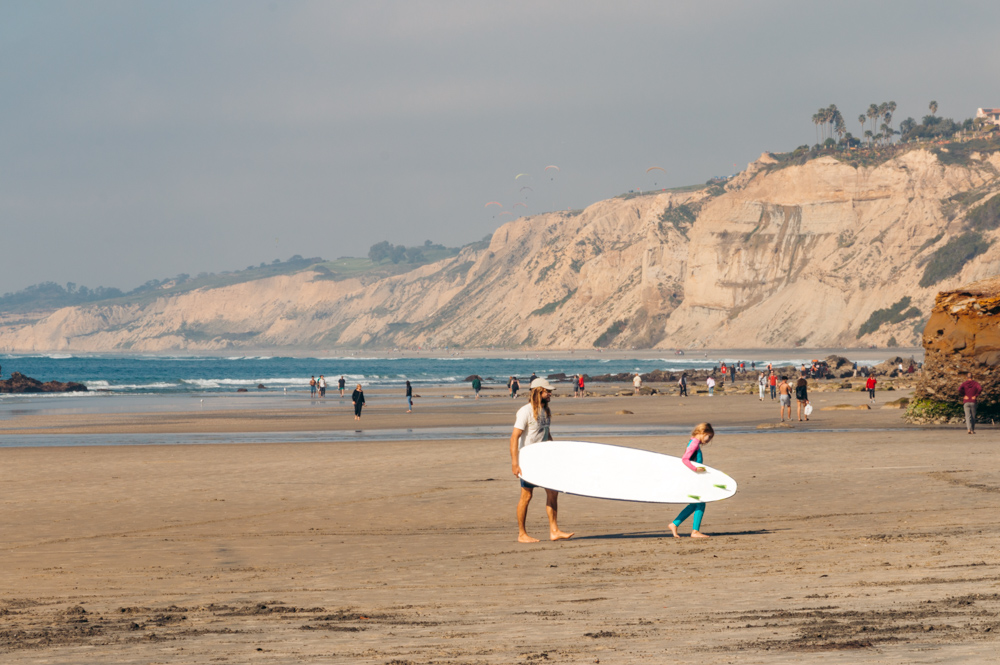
[0, 372, 88, 394]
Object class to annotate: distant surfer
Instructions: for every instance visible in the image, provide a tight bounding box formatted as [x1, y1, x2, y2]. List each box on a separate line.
[669, 423, 714, 539]
[510, 378, 574, 543]
[405, 380, 412, 413]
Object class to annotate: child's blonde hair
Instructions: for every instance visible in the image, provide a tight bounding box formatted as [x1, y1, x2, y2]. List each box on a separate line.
[691, 422, 714, 443]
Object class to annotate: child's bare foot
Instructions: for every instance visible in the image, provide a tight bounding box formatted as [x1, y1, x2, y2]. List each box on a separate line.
[518, 533, 540, 543]
[691, 530, 711, 538]
[550, 530, 574, 541]
[668, 523, 680, 538]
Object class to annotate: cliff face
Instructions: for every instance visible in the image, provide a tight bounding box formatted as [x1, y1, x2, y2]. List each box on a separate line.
[2, 148, 1000, 352]
[914, 276, 1000, 406]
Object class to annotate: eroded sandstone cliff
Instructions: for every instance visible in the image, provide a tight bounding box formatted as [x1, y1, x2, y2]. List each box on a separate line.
[913, 276, 1000, 409]
[2, 148, 999, 351]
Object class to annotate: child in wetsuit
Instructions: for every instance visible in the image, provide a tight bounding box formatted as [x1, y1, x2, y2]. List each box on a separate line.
[669, 422, 715, 539]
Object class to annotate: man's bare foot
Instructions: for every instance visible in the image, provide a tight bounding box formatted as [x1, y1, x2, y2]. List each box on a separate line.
[518, 533, 540, 543]
[668, 523, 680, 538]
[550, 530, 574, 541]
[691, 530, 711, 538]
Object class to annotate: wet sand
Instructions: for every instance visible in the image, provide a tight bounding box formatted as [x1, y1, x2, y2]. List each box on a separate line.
[3, 383, 999, 663]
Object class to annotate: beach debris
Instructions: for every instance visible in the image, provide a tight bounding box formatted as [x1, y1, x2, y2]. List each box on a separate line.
[616, 409, 633, 415]
[821, 404, 871, 410]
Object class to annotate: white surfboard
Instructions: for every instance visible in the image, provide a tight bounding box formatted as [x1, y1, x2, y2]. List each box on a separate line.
[518, 440, 737, 504]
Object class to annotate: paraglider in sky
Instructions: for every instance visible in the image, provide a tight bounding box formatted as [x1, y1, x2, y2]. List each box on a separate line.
[646, 166, 666, 174]
[520, 186, 533, 193]
[513, 202, 527, 209]
[544, 165, 560, 172]
[499, 211, 514, 217]
[515, 173, 529, 180]
[484, 201, 503, 208]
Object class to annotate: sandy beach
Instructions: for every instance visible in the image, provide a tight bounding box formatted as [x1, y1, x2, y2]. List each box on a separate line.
[3, 380, 999, 663]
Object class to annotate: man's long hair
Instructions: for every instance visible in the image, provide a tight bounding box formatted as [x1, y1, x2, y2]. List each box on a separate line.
[530, 386, 551, 421]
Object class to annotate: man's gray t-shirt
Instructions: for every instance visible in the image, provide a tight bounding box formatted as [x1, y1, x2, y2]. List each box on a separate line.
[514, 402, 551, 450]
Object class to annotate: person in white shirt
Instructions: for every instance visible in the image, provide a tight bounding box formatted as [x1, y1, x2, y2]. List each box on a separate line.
[758, 372, 766, 401]
[509, 378, 574, 543]
[632, 373, 642, 395]
[707, 376, 716, 396]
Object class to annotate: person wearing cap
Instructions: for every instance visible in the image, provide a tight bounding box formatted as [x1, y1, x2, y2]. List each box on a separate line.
[510, 378, 574, 543]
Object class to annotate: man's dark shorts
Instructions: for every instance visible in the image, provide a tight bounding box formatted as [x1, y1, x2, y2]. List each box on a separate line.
[520, 478, 537, 490]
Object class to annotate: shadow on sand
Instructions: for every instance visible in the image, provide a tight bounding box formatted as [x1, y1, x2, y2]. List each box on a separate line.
[574, 528, 776, 540]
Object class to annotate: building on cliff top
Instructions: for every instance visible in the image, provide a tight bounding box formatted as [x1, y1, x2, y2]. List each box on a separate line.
[976, 108, 1000, 126]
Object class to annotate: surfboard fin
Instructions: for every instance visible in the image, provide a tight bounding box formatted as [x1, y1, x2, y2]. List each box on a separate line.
[687, 494, 700, 501]
[713, 484, 728, 490]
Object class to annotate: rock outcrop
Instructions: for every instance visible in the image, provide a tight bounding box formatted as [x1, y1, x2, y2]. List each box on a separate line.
[1, 148, 1000, 352]
[0, 372, 88, 393]
[912, 277, 1000, 416]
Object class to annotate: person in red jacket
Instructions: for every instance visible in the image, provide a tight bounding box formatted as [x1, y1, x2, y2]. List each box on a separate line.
[959, 372, 983, 435]
[865, 375, 877, 404]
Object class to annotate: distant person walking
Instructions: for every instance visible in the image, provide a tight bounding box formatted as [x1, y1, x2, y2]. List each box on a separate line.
[472, 376, 482, 399]
[632, 373, 642, 395]
[668, 422, 715, 539]
[352, 384, 365, 420]
[757, 372, 766, 401]
[706, 376, 715, 396]
[768, 372, 777, 400]
[577, 374, 585, 397]
[678, 373, 688, 397]
[959, 372, 983, 435]
[405, 380, 413, 413]
[338, 376, 346, 396]
[778, 376, 792, 421]
[865, 375, 877, 404]
[310, 375, 317, 397]
[510, 376, 520, 399]
[318, 375, 326, 398]
[795, 378, 810, 421]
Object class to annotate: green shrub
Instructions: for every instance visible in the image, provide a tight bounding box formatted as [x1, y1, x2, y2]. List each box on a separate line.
[594, 319, 628, 347]
[966, 193, 1000, 232]
[530, 290, 576, 316]
[658, 204, 698, 235]
[918, 231, 992, 287]
[857, 297, 921, 337]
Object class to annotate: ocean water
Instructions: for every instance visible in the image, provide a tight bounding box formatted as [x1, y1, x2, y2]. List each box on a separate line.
[0, 353, 826, 396]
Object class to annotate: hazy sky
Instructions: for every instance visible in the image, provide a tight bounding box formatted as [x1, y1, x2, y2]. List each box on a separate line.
[2, 1, 999, 293]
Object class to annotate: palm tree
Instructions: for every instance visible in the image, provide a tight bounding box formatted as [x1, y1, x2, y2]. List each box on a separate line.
[812, 112, 822, 144]
[929, 100, 938, 116]
[868, 104, 880, 135]
[864, 129, 874, 147]
[886, 101, 897, 133]
[858, 114, 867, 142]
[880, 123, 894, 146]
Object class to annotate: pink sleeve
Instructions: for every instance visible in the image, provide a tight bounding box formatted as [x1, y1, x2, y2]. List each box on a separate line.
[681, 439, 701, 471]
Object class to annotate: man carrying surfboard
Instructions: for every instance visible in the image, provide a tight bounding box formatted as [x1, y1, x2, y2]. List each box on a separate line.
[510, 378, 574, 543]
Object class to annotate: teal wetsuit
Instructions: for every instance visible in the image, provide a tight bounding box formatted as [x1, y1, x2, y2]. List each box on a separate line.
[672, 439, 705, 531]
